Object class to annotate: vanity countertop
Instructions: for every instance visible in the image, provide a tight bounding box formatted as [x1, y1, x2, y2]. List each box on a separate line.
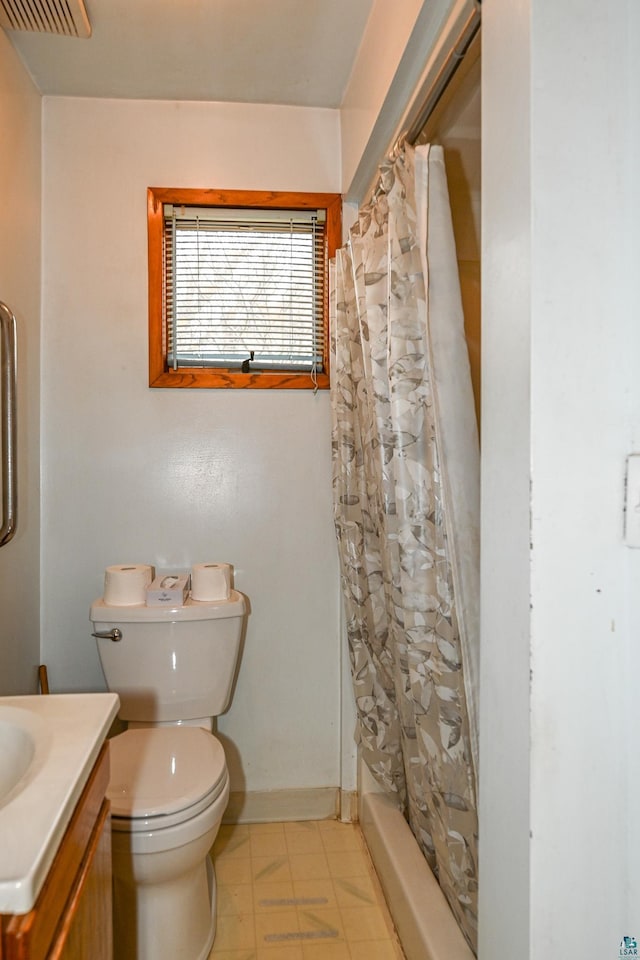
[0, 692, 119, 914]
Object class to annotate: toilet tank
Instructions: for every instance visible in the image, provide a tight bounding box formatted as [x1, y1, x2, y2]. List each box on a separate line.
[90, 592, 246, 724]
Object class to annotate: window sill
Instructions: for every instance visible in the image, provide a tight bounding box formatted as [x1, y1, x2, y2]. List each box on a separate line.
[149, 367, 330, 390]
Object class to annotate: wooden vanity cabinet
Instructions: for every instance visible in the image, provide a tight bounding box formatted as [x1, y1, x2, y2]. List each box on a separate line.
[1, 745, 112, 960]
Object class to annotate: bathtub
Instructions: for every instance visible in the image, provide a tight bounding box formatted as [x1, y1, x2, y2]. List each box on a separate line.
[359, 764, 475, 960]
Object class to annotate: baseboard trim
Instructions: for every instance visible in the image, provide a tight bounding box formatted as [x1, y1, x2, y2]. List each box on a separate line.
[224, 787, 340, 824]
[339, 789, 358, 822]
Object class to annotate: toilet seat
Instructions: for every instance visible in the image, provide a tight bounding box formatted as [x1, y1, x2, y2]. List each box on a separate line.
[108, 726, 228, 832]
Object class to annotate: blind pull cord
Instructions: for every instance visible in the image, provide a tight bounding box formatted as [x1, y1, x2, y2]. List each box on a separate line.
[171, 211, 179, 370]
[311, 215, 319, 394]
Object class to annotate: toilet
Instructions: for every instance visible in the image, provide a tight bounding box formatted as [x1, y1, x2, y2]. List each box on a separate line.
[90, 591, 246, 960]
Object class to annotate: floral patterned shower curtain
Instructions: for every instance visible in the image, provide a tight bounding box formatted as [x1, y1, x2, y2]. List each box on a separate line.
[330, 143, 480, 951]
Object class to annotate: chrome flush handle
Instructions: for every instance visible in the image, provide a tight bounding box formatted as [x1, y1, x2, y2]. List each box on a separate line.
[91, 628, 123, 642]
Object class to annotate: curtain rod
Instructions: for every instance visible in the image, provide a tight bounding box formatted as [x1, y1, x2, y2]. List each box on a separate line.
[394, 3, 481, 152]
[345, 0, 481, 205]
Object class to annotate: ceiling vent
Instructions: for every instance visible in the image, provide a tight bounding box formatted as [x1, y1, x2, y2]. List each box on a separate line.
[0, 0, 91, 38]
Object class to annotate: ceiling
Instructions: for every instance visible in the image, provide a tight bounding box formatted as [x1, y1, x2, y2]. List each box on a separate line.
[4, 0, 374, 107]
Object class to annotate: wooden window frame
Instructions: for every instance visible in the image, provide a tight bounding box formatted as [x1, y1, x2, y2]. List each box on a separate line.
[148, 187, 342, 389]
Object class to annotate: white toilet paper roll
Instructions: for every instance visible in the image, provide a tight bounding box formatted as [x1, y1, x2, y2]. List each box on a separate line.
[104, 564, 154, 606]
[191, 562, 232, 601]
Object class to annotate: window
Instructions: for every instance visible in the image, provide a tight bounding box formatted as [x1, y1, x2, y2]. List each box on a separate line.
[148, 187, 341, 389]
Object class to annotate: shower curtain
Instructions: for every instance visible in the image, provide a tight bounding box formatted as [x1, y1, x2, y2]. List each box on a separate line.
[330, 143, 480, 951]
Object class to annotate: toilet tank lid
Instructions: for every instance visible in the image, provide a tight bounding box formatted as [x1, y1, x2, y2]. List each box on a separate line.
[90, 589, 245, 623]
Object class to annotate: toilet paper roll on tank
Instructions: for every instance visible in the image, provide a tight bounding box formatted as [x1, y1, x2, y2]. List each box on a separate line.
[191, 562, 232, 601]
[103, 564, 155, 606]
[102, 561, 233, 606]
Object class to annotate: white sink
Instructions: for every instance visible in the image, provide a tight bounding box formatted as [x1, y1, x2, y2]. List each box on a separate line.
[0, 706, 45, 803]
[0, 693, 119, 914]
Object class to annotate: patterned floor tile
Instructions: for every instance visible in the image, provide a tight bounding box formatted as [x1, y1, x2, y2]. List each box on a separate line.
[214, 828, 251, 859]
[216, 857, 254, 886]
[248, 821, 286, 835]
[217, 883, 255, 917]
[301, 942, 351, 960]
[286, 828, 326, 855]
[332, 876, 378, 909]
[318, 824, 364, 853]
[208, 820, 406, 960]
[253, 879, 297, 912]
[349, 941, 405, 960]
[289, 853, 331, 881]
[211, 913, 256, 953]
[250, 831, 289, 858]
[325, 850, 370, 879]
[254, 907, 300, 946]
[256, 947, 304, 960]
[292, 879, 338, 910]
[251, 855, 293, 884]
[340, 905, 394, 942]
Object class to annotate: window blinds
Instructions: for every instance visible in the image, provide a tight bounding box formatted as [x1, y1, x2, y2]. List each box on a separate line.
[163, 205, 327, 373]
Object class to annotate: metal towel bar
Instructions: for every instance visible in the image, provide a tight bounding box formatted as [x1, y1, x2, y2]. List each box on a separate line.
[0, 301, 17, 547]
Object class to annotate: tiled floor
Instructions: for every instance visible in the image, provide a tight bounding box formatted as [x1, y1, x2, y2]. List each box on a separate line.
[208, 819, 406, 960]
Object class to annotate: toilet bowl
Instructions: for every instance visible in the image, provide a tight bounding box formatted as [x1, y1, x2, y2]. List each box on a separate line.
[107, 726, 229, 960]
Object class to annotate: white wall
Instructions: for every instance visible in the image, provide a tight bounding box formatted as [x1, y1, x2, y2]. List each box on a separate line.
[0, 30, 41, 694]
[340, 0, 423, 192]
[481, 1, 640, 957]
[341, 0, 477, 201]
[40, 98, 342, 797]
